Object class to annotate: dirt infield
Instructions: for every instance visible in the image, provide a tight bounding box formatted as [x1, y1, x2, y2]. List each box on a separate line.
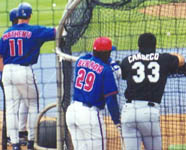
[0, 111, 56, 150]
[105, 114, 186, 150]
[139, 3, 186, 18]
[0, 111, 186, 150]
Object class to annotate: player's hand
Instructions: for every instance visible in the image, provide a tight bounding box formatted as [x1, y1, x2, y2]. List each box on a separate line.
[110, 60, 121, 78]
[116, 123, 122, 134]
[170, 53, 185, 67]
[177, 63, 186, 75]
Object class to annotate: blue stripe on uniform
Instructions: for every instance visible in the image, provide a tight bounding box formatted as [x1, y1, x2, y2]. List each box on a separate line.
[97, 111, 104, 150]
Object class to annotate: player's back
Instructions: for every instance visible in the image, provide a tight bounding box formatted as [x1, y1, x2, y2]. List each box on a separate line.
[73, 53, 117, 109]
[121, 52, 179, 103]
[1, 23, 55, 65]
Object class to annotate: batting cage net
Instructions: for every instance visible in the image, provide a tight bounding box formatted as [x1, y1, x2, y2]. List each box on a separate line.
[56, 0, 186, 150]
[1, 0, 186, 150]
[0, 0, 68, 150]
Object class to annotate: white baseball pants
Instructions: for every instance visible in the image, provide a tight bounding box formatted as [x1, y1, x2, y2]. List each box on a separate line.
[121, 100, 161, 150]
[66, 101, 106, 150]
[2, 64, 38, 144]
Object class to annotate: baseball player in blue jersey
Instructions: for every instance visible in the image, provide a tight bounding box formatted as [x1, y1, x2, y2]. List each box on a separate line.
[66, 37, 121, 150]
[120, 33, 185, 150]
[5, 7, 29, 146]
[0, 2, 56, 150]
[9, 8, 18, 25]
[0, 8, 18, 146]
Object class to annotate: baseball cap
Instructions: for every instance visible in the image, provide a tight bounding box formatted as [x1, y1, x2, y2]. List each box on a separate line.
[9, 8, 18, 22]
[17, 2, 32, 19]
[93, 37, 117, 52]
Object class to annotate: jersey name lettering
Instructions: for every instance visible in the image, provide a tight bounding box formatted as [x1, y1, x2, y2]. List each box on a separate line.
[128, 53, 159, 63]
[77, 59, 104, 74]
[3, 30, 32, 40]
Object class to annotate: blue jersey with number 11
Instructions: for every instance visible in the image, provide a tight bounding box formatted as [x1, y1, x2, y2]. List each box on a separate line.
[73, 53, 118, 109]
[0, 23, 55, 66]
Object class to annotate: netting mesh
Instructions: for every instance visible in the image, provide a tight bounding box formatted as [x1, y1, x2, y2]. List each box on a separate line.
[60, 0, 186, 149]
[0, 0, 67, 149]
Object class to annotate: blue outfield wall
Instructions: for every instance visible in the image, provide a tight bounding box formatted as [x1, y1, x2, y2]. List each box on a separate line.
[0, 49, 186, 115]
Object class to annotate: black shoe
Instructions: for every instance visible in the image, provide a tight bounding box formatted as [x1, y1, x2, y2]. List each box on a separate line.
[12, 143, 21, 150]
[19, 131, 28, 145]
[19, 131, 28, 137]
[27, 140, 34, 150]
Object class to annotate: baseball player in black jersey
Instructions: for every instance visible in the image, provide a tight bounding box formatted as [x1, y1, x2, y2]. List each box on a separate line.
[120, 33, 185, 150]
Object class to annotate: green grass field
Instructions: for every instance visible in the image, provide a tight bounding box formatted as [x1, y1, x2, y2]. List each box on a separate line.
[70, 0, 186, 52]
[1, 0, 186, 53]
[0, 0, 68, 53]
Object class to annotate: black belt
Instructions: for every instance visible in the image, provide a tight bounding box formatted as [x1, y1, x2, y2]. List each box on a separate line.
[73, 100, 95, 108]
[73, 100, 104, 110]
[83, 103, 104, 110]
[74, 101, 103, 110]
[83, 103, 92, 108]
[126, 100, 156, 107]
[20, 64, 30, 66]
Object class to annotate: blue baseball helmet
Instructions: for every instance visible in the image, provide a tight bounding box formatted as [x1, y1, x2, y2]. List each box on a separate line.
[17, 2, 32, 19]
[9, 8, 18, 22]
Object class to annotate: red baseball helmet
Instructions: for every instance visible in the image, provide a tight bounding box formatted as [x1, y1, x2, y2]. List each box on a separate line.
[93, 37, 116, 52]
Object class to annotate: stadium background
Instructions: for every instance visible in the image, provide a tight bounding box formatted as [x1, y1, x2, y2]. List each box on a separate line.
[1, 0, 186, 150]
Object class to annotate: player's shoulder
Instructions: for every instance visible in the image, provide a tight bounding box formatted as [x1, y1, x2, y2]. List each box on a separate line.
[103, 65, 114, 78]
[16, 24, 47, 31]
[31, 25, 54, 30]
[76, 53, 93, 64]
[159, 52, 176, 60]
[159, 52, 170, 57]
[7, 23, 31, 31]
[79, 53, 92, 60]
[19, 24, 54, 36]
[121, 53, 131, 65]
[3, 26, 15, 34]
[23, 24, 43, 30]
[102, 61, 113, 73]
[158, 52, 179, 66]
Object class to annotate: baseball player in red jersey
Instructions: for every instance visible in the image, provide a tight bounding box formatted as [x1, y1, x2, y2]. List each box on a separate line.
[120, 33, 185, 150]
[0, 2, 56, 150]
[66, 37, 121, 150]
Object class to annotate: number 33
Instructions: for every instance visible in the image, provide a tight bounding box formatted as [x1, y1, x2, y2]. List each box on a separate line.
[132, 62, 160, 83]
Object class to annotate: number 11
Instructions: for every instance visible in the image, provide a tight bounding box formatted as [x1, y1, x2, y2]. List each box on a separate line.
[9, 39, 23, 56]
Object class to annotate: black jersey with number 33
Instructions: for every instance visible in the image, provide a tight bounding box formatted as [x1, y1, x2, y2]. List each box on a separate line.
[120, 52, 179, 103]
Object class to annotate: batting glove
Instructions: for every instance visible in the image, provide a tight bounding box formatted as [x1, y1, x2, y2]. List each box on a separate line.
[116, 123, 122, 133]
[110, 60, 122, 79]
